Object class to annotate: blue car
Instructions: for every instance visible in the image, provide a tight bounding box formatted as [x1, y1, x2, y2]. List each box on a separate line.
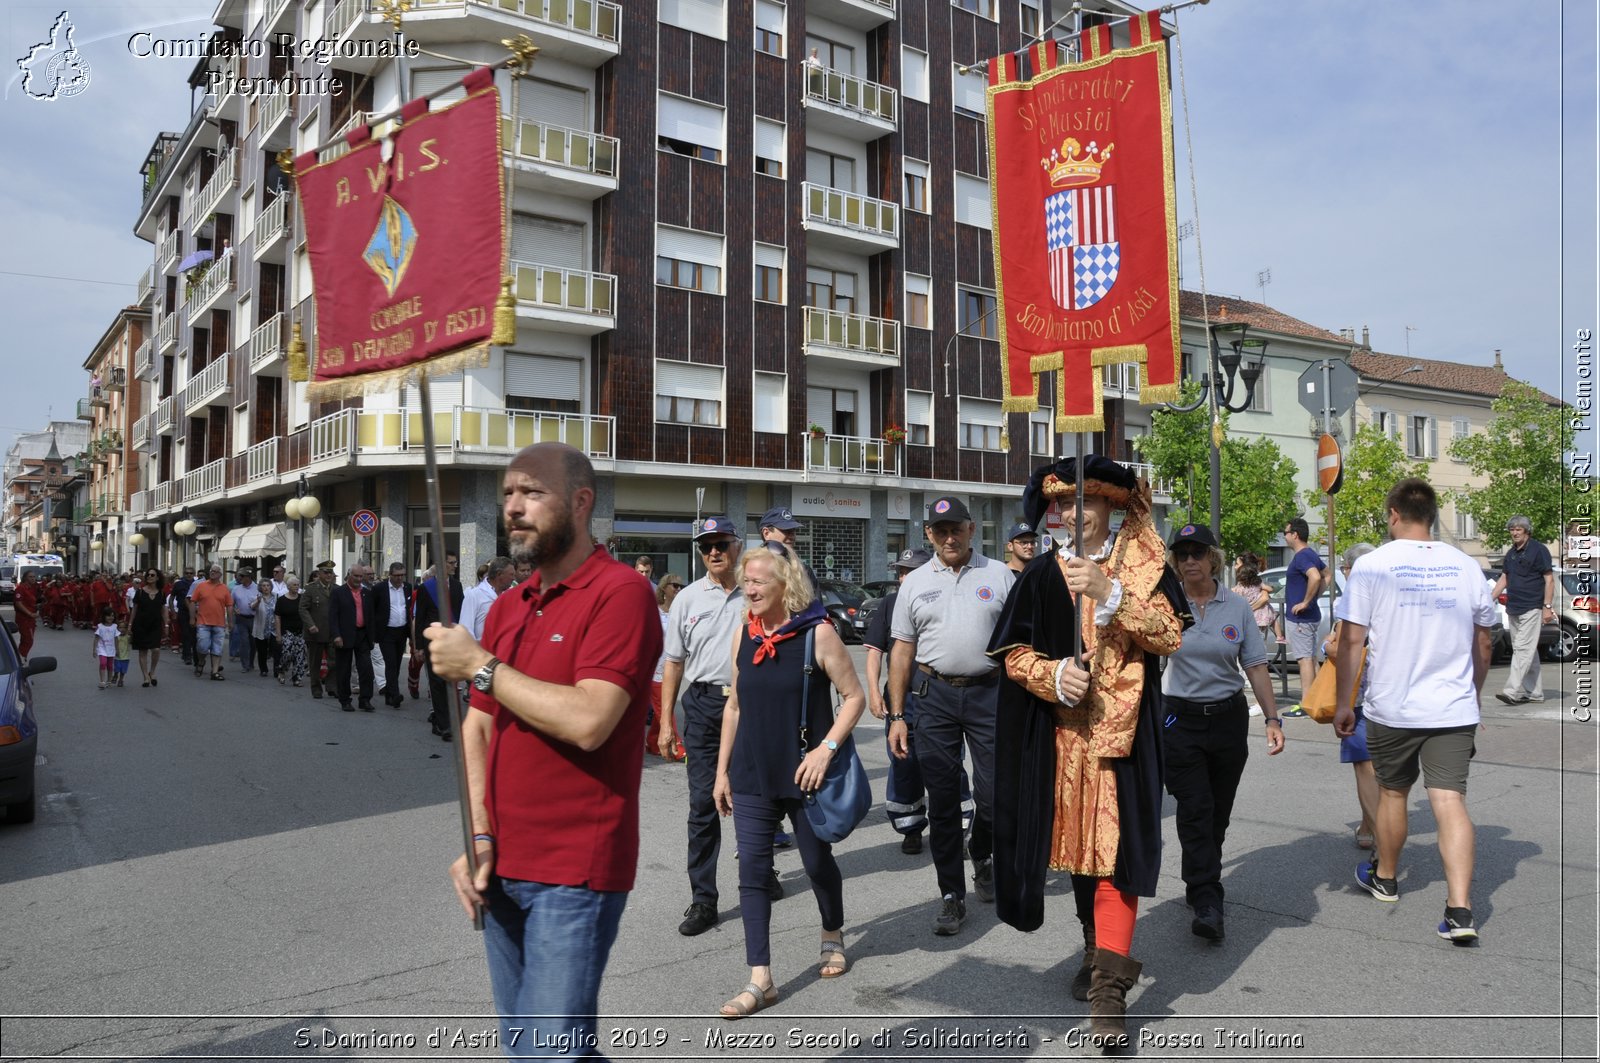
[1, 619, 57, 824]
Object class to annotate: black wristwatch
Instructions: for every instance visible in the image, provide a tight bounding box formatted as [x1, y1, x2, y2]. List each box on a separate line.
[471, 657, 501, 694]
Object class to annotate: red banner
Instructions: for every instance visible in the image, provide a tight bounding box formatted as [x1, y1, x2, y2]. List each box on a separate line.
[986, 16, 1179, 432]
[295, 67, 504, 390]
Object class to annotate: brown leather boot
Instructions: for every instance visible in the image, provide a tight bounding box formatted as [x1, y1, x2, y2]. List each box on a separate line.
[1070, 920, 1096, 1001]
[1086, 948, 1142, 1055]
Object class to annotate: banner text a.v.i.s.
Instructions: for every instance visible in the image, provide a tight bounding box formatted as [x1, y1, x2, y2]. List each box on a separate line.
[986, 14, 1179, 432]
[294, 66, 504, 393]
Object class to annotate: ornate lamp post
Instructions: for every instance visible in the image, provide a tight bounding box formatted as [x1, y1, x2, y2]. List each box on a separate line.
[283, 475, 321, 579]
[1163, 322, 1270, 536]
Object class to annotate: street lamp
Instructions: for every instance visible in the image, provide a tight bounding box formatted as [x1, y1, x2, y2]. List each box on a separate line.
[174, 513, 198, 575]
[1163, 322, 1271, 535]
[284, 475, 321, 578]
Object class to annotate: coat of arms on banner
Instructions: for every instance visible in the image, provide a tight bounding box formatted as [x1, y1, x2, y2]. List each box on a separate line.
[1042, 140, 1118, 310]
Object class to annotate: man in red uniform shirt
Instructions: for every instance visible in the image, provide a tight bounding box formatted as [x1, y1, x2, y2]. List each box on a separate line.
[13, 572, 40, 660]
[428, 442, 661, 1058]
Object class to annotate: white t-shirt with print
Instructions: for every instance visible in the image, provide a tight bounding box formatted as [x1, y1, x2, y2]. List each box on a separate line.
[1335, 538, 1497, 729]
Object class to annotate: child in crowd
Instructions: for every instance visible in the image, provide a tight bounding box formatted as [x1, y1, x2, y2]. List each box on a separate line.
[114, 627, 132, 687]
[94, 607, 120, 690]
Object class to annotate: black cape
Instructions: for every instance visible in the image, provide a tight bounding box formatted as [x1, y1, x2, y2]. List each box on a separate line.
[984, 546, 1191, 931]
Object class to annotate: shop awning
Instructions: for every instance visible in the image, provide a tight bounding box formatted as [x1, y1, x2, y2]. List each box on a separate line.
[215, 523, 287, 559]
[214, 527, 247, 557]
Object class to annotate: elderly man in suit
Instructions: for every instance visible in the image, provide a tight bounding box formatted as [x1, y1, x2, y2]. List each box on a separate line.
[329, 563, 376, 712]
[371, 561, 414, 708]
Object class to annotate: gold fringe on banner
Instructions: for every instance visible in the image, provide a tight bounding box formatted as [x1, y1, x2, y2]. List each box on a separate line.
[1000, 425, 1011, 453]
[287, 322, 309, 382]
[304, 344, 493, 401]
[491, 275, 516, 346]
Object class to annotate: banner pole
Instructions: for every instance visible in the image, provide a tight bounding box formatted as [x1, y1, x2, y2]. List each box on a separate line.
[1073, 431, 1085, 664]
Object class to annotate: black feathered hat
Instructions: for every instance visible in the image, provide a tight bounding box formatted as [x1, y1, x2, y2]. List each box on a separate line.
[1021, 455, 1146, 530]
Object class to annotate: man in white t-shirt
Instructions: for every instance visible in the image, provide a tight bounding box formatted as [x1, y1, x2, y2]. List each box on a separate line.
[1334, 477, 1496, 945]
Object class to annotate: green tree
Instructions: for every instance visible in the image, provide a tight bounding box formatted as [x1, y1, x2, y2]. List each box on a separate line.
[1134, 382, 1301, 557]
[1303, 424, 1427, 548]
[1448, 380, 1575, 549]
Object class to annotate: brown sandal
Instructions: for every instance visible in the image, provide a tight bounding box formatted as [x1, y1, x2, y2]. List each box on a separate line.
[719, 981, 777, 1020]
[819, 938, 847, 978]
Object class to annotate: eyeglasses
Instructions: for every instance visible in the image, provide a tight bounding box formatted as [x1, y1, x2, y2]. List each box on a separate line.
[1173, 546, 1208, 561]
[698, 540, 738, 555]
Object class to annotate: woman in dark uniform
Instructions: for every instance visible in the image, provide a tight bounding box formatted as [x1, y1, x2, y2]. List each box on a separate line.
[712, 542, 865, 1019]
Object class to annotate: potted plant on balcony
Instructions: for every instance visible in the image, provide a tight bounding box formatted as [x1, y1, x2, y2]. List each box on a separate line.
[808, 423, 828, 440]
[882, 424, 907, 445]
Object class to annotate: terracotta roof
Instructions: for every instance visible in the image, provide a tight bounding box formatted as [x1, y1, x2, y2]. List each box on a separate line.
[1179, 290, 1348, 345]
[1350, 349, 1560, 405]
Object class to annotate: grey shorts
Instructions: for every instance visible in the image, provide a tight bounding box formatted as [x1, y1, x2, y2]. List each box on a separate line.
[1366, 719, 1477, 794]
[1286, 620, 1319, 662]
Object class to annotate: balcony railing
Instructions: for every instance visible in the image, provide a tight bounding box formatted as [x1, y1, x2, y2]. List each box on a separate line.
[259, 88, 290, 136]
[324, 110, 371, 160]
[327, 0, 366, 40]
[490, 0, 619, 43]
[136, 264, 156, 305]
[256, 192, 290, 251]
[156, 311, 179, 353]
[249, 313, 285, 370]
[310, 409, 356, 464]
[502, 118, 619, 178]
[187, 256, 233, 322]
[804, 67, 897, 124]
[246, 437, 280, 483]
[134, 338, 154, 380]
[155, 395, 176, 434]
[804, 431, 900, 476]
[193, 148, 236, 223]
[803, 182, 898, 242]
[150, 481, 173, 512]
[76, 397, 93, 420]
[511, 261, 616, 317]
[132, 414, 151, 450]
[1122, 461, 1175, 501]
[183, 458, 227, 503]
[104, 366, 127, 393]
[181, 356, 230, 413]
[804, 306, 900, 367]
[158, 229, 181, 268]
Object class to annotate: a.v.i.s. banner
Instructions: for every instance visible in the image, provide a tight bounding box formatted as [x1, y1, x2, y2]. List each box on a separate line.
[294, 66, 506, 395]
[986, 13, 1180, 431]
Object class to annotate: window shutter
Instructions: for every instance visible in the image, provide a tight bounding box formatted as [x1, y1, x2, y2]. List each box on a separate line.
[752, 372, 786, 433]
[1428, 416, 1438, 458]
[902, 48, 929, 102]
[655, 360, 722, 400]
[658, 94, 724, 153]
[518, 78, 587, 131]
[402, 373, 463, 408]
[660, 0, 726, 37]
[806, 387, 833, 427]
[906, 390, 932, 426]
[754, 118, 785, 164]
[961, 398, 1002, 426]
[505, 353, 581, 402]
[412, 68, 464, 103]
[657, 226, 722, 266]
[511, 214, 585, 268]
[955, 174, 991, 228]
[755, 0, 784, 32]
[754, 243, 784, 269]
[953, 66, 986, 113]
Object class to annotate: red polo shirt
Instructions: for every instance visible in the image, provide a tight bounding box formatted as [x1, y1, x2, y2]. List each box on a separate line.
[470, 544, 662, 892]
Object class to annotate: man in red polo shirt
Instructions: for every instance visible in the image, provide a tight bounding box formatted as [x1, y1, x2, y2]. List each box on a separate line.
[427, 442, 661, 1058]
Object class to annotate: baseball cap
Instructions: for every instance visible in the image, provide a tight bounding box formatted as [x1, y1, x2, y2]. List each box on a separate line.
[758, 506, 802, 531]
[925, 496, 971, 524]
[893, 547, 933, 571]
[1006, 521, 1038, 542]
[694, 515, 738, 541]
[1169, 522, 1219, 550]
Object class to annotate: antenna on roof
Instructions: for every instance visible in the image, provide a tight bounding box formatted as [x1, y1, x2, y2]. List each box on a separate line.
[1256, 268, 1271, 301]
[1404, 325, 1417, 359]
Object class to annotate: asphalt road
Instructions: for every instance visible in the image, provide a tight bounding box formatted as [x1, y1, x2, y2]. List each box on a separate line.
[2, 615, 1596, 1061]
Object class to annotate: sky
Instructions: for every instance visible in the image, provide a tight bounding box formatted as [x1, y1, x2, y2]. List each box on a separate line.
[0, 0, 1595, 459]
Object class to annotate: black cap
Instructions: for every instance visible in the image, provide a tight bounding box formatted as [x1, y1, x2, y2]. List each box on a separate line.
[893, 547, 933, 571]
[1169, 521, 1219, 550]
[758, 506, 802, 531]
[694, 515, 738, 541]
[1006, 521, 1038, 542]
[925, 496, 971, 524]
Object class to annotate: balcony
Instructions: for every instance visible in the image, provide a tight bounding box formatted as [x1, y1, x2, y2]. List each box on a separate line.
[150, 481, 174, 512]
[103, 366, 127, 393]
[245, 437, 280, 484]
[183, 458, 227, 504]
[804, 431, 900, 477]
[255, 192, 291, 259]
[502, 118, 619, 199]
[210, 53, 242, 117]
[155, 395, 176, 434]
[156, 311, 179, 354]
[802, 182, 898, 254]
[134, 339, 155, 381]
[348, 406, 615, 460]
[249, 313, 286, 371]
[405, 0, 621, 65]
[511, 262, 616, 335]
[192, 149, 236, 226]
[132, 414, 151, 450]
[181, 357, 231, 414]
[804, 306, 900, 370]
[1122, 461, 1175, 503]
[158, 228, 181, 270]
[258, 88, 291, 144]
[187, 255, 233, 323]
[807, 0, 895, 29]
[76, 397, 93, 421]
[803, 67, 897, 138]
[310, 409, 356, 465]
[136, 264, 156, 306]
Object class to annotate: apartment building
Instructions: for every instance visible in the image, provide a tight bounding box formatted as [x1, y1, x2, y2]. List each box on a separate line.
[80, 307, 151, 572]
[2, 423, 90, 560]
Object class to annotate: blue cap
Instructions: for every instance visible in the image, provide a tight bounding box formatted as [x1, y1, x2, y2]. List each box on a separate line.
[694, 516, 738, 540]
[759, 506, 802, 531]
[1006, 521, 1038, 542]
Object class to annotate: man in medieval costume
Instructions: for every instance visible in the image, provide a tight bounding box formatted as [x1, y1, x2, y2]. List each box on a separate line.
[986, 455, 1188, 1055]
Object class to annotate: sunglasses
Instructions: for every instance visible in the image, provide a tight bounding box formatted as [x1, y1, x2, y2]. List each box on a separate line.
[697, 539, 738, 555]
[1173, 545, 1209, 560]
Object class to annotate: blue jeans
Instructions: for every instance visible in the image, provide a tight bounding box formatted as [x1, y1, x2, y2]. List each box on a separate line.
[231, 616, 256, 670]
[483, 876, 627, 1059]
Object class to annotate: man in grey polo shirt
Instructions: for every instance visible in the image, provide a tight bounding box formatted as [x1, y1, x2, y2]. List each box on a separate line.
[888, 496, 1014, 935]
[661, 516, 781, 937]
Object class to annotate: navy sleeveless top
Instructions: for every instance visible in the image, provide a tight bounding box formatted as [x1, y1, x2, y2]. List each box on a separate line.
[729, 619, 836, 799]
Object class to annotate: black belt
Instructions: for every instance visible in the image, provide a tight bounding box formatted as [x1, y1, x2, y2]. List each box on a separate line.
[688, 681, 732, 697]
[918, 663, 999, 688]
[1167, 692, 1246, 716]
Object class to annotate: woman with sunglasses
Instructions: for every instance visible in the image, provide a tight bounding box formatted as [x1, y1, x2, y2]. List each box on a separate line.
[1162, 523, 1285, 944]
[129, 569, 167, 687]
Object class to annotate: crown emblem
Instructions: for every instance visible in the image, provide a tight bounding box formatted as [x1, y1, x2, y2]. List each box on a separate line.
[1040, 138, 1113, 188]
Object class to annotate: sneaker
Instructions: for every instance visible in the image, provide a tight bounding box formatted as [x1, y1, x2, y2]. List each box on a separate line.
[1281, 703, 1307, 718]
[678, 902, 718, 936]
[1437, 906, 1478, 945]
[900, 831, 924, 855]
[1191, 905, 1225, 941]
[973, 858, 996, 903]
[1495, 692, 1529, 705]
[766, 869, 785, 902]
[1356, 860, 1399, 902]
[933, 893, 965, 936]
[773, 829, 794, 850]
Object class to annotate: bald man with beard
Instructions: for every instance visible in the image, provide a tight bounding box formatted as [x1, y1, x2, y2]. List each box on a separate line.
[426, 443, 662, 1058]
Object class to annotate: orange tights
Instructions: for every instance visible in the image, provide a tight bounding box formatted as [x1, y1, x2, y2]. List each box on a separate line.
[1073, 874, 1138, 956]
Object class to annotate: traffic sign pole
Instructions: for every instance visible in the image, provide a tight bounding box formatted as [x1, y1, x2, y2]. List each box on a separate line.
[1321, 360, 1337, 625]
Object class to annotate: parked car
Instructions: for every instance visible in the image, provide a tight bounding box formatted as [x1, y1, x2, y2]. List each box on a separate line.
[860, 580, 899, 601]
[1, 618, 58, 824]
[817, 580, 867, 644]
[1488, 566, 1566, 662]
[1547, 568, 1599, 663]
[0, 563, 13, 604]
